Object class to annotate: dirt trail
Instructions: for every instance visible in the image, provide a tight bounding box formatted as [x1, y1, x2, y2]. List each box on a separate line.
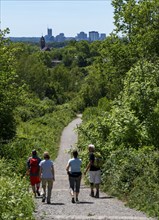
[34, 116, 156, 220]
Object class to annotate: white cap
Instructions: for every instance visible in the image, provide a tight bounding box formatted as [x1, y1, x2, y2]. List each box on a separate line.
[88, 144, 95, 149]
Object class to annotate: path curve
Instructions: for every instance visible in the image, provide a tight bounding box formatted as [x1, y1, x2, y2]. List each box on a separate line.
[34, 116, 155, 220]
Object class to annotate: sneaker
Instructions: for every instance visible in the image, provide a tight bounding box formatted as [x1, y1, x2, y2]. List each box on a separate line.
[89, 190, 94, 197]
[42, 197, 46, 202]
[36, 190, 40, 196]
[72, 198, 75, 203]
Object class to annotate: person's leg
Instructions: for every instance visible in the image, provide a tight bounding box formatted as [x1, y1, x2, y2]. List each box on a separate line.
[36, 183, 40, 196]
[69, 176, 75, 203]
[90, 183, 94, 197]
[41, 179, 47, 202]
[47, 179, 53, 204]
[94, 170, 101, 198]
[75, 176, 82, 202]
[30, 176, 36, 197]
[95, 184, 99, 198]
[31, 185, 36, 197]
[35, 177, 41, 196]
[89, 171, 95, 197]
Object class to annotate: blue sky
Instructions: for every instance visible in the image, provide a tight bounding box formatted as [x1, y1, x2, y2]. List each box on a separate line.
[1, 0, 115, 37]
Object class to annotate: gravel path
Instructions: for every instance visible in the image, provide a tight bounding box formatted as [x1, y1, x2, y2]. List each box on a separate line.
[34, 116, 156, 220]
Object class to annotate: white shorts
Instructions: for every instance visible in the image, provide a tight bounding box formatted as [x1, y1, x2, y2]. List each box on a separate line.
[89, 170, 101, 184]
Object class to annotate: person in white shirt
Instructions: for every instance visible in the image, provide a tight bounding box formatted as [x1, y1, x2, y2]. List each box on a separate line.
[39, 151, 55, 204]
[66, 149, 82, 203]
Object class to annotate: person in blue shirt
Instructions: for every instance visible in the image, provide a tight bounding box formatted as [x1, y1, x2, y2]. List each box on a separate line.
[39, 151, 55, 204]
[66, 149, 82, 203]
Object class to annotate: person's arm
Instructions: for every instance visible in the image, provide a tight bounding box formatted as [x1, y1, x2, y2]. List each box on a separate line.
[66, 161, 70, 175]
[84, 154, 94, 175]
[38, 158, 41, 177]
[39, 165, 42, 178]
[52, 164, 55, 181]
[84, 161, 91, 175]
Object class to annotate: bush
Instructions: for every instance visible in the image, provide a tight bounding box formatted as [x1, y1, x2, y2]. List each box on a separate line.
[0, 159, 35, 220]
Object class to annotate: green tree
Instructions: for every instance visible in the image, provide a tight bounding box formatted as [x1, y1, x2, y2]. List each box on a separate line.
[121, 60, 159, 148]
[0, 29, 22, 141]
[17, 53, 48, 98]
[112, 0, 159, 58]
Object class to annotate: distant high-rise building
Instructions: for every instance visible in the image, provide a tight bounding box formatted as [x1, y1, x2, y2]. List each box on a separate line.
[45, 28, 54, 42]
[100, 33, 106, 40]
[47, 28, 52, 37]
[76, 31, 88, 41]
[89, 31, 99, 41]
[55, 33, 66, 42]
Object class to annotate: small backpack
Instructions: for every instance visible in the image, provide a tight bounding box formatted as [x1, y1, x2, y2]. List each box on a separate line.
[93, 152, 103, 168]
[29, 157, 39, 174]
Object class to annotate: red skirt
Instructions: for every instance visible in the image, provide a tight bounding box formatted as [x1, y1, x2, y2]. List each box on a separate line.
[30, 176, 40, 186]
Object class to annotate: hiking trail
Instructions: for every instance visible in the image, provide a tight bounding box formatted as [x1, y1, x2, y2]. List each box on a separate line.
[34, 116, 156, 220]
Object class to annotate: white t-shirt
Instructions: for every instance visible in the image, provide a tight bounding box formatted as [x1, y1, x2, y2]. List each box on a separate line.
[68, 158, 82, 173]
[39, 159, 54, 179]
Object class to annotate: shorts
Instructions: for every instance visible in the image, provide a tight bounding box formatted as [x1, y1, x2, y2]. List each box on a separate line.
[30, 176, 40, 186]
[89, 170, 101, 184]
[69, 175, 82, 193]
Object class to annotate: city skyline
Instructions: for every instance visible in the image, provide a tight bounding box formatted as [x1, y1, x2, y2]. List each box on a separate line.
[1, 0, 115, 38]
[44, 28, 106, 42]
[9, 29, 107, 43]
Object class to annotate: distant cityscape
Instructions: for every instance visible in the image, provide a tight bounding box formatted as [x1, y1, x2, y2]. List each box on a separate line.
[9, 28, 106, 43]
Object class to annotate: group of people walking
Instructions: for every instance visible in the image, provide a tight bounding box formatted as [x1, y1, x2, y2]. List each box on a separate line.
[27, 150, 55, 204]
[27, 144, 101, 204]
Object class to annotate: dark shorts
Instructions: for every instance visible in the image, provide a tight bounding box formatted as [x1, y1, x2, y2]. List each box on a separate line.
[68, 173, 82, 193]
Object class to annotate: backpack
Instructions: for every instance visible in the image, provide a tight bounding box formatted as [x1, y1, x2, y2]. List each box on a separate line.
[29, 157, 39, 174]
[93, 152, 103, 168]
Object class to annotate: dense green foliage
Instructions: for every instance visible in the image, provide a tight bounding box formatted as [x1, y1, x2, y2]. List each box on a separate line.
[77, 0, 159, 218]
[0, 29, 76, 219]
[0, 159, 35, 220]
[1, 0, 159, 218]
[0, 29, 22, 142]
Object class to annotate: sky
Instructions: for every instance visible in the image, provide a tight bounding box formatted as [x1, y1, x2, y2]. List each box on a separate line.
[1, 0, 115, 38]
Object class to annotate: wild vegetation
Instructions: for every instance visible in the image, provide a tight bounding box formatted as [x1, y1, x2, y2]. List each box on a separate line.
[0, 0, 159, 219]
[77, 0, 159, 218]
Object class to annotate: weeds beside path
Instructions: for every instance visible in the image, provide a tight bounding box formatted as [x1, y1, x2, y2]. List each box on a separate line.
[34, 116, 156, 220]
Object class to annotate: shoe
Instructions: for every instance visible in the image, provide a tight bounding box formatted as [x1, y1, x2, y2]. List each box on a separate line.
[89, 190, 94, 197]
[95, 190, 99, 198]
[76, 198, 80, 204]
[47, 201, 51, 204]
[36, 190, 40, 196]
[72, 198, 75, 203]
[42, 197, 46, 202]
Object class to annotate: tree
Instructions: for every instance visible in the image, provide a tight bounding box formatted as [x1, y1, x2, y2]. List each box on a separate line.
[112, 0, 159, 58]
[121, 60, 159, 148]
[0, 29, 22, 141]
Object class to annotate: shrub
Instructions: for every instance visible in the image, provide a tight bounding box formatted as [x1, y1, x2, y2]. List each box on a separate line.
[0, 159, 35, 220]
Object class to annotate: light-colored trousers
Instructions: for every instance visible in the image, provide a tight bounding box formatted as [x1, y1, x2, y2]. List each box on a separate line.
[41, 178, 53, 202]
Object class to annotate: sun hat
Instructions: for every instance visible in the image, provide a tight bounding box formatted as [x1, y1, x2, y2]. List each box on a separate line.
[88, 144, 95, 149]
